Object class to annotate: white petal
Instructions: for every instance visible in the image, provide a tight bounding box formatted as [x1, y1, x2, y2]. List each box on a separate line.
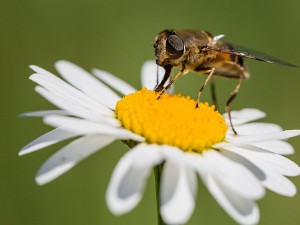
[36, 135, 115, 185]
[160, 157, 196, 225]
[106, 144, 163, 215]
[227, 122, 282, 136]
[92, 68, 136, 95]
[203, 174, 259, 225]
[140, 60, 175, 94]
[227, 130, 300, 144]
[20, 110, 69, 117]
[55, 60, 120, 109]
[224, 145, 300, 177]
[222, 147, 298, 196]
[160, 145, 186, 162]
[224, 108, 266, 126]
[261, 169, 297, 196]
[128, 144, 164, 169]
[192, 155, 260, 225]
[184, 152, 209, 176]
[252, 140, 294, 155]
[19, 128, 77, 156]
[30, 73, 113, 117]
[34, 86, 89, 120]
[107, 159, 149, 215]
[203, 150, 264, 200]
[35, 86, 116, 124]
[30, 65, 57, 77]
[44, 115, 144, 142]
[141, 60, 164, 90]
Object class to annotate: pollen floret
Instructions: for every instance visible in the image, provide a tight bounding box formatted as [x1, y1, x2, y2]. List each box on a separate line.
[116, 88, 228, 152]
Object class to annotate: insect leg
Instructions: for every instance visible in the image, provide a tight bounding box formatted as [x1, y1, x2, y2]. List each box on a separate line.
[210, 78, 218, 110]
[196, 68, 215, 108]
[156, 69, 185, 100]
[154, 66, 172, 92]
[226, 77, 244, 135]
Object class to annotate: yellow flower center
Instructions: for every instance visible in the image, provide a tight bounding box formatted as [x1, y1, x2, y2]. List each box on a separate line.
[115, 88, 227, 153]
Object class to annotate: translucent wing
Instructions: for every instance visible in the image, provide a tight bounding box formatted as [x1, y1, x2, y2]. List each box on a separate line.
[206, 43, 297, 67]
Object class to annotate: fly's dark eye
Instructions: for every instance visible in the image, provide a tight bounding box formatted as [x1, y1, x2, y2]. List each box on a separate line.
[166, 35, 184, 59]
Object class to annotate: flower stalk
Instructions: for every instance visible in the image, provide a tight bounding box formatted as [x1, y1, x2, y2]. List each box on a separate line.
[154, 164, 165, 225]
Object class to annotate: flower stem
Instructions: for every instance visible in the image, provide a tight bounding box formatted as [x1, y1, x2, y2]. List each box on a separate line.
[154, 164, 166, 225]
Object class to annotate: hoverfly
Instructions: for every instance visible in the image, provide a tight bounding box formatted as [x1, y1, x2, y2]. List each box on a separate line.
[153, 29, 296, 134]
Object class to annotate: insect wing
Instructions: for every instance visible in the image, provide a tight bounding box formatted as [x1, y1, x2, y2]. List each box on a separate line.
[207, 44, 296, 67]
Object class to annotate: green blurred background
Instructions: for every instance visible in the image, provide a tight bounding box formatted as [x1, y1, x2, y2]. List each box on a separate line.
[1, 0, 300, 224]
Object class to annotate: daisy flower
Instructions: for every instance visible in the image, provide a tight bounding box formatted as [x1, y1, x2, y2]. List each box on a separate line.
[20, 60, 300, 225]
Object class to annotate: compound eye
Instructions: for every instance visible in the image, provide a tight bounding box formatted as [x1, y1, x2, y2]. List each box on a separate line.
[166, 35, 185, 59]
